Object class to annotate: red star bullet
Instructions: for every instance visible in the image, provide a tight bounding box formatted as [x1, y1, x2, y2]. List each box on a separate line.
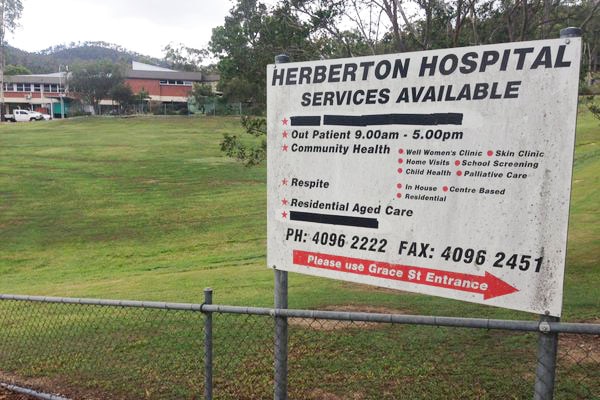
[282, 211, 288, 219]
[281, 198, 288, 206]
[282, 117, 288, 125]
[282, 144, 288, 152]
[282, 131, 288, 138]
[282, 178, 288, 185]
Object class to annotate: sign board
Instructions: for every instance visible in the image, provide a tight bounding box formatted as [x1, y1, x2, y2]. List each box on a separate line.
[267, 38, 581, 316]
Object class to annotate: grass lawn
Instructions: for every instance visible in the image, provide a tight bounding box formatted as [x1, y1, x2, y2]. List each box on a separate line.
[0, 113, 597, 319]
[0, 111, 598, 399]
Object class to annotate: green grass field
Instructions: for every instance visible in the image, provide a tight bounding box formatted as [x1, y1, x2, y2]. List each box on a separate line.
[0, 113, 597, 319]
[0, 111, 598, 399]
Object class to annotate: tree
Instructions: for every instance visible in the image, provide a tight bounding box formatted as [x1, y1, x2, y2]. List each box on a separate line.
[68, 61, 124, 114]
[589, 101, 600, 122]
[163, 43, 206, 71]
[211, 0, 325, 165]
[210, 0, 319, 109]
[578, 0, 600, 85]
[1, 0, 23, 120]
[134, 87, 150, 113]
[216, 0, 600, 166]
[220, 116, 267, 166]
[189, 82, 215, 113]
[288, 0, 371, 56]
[109, 83, 134, 113]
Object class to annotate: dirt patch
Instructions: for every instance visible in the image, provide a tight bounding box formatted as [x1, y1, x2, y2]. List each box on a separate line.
[0, 372, 55, 394]
[321, 304, 410, 314]
[0, 371, 88, 400]
[305, 388, 365, 400]
[0, 387, 37, 400]
[558, 333, 600, 366]
[289, 304, 411, 331]
[340, 282, 418, 296]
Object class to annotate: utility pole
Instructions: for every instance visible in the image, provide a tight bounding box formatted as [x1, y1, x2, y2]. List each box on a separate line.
[0, 1, 5, 122]
[59, 65, 65, 118]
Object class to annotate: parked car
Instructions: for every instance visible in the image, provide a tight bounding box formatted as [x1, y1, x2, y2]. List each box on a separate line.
[4, 109, 45, 122]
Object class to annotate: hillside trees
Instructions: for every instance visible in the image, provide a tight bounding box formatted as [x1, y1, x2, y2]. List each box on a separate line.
[0, 0, 23, 120]
[5, 42, 169, 74]
[4, 63, 28, 75]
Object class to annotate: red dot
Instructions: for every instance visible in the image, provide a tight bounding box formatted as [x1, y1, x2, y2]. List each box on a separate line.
[455, 160, 461, 166]
[442, 186, 449, 192]
[487, 150, 494, 157]
[396, 183, 402, 189]
[397, 168, 403, 174]
[398, 158, 404, 164]
[398, 149, 404, 154]
[396, 193, 402, 198]
[456, 170, 463, 176]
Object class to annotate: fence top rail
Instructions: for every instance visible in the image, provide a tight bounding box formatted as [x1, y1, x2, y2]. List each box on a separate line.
[1, 294, 599, 335]
[203, 305, 600, 334]
[0, 294, 203, 312]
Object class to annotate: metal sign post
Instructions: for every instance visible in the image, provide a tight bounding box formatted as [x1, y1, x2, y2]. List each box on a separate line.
[530, 25, 581, 400]
[273, 53, 290, 400]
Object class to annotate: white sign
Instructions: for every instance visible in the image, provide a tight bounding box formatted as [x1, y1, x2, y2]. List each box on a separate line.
[267, 38, 581, 316]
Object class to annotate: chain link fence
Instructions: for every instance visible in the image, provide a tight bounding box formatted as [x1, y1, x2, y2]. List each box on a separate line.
[0, 294, 598, 400]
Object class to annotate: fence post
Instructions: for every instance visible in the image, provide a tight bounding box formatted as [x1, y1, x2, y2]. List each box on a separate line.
[274, 53, 290, 400]
[203, 288, 213, 400]
[533, 315, 559, 400]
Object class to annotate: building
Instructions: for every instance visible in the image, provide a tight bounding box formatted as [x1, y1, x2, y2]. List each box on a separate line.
[1, 61, 219, 117]
[126, 61, 219, 104]
[1, 72, 69, 116]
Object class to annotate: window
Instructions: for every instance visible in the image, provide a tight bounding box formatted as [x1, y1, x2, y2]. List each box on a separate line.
[16, 83, 28, 92]
[33, 84, 41, 92]
[43, 84, 59, 93]
[159, 80, 193, 86]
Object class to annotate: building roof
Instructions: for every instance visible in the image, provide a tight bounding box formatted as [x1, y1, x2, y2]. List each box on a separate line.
[132, 61, 175, 72]
[127, 61, 218, 82]
[203, 74, 220, 82]
[125, 69, 204, 81]
[5, 72, 66, 84]
[5, 64, 218, 85]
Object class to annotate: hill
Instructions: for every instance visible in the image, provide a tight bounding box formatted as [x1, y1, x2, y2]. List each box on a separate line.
[5, 41, 168, 74]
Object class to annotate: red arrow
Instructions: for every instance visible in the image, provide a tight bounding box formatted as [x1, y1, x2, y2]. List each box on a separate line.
[292, 250, 518, 300]
[482, 271, 519, 300]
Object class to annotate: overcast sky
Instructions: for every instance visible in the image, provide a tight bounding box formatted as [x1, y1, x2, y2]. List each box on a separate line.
[7, 0, 237, 59]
